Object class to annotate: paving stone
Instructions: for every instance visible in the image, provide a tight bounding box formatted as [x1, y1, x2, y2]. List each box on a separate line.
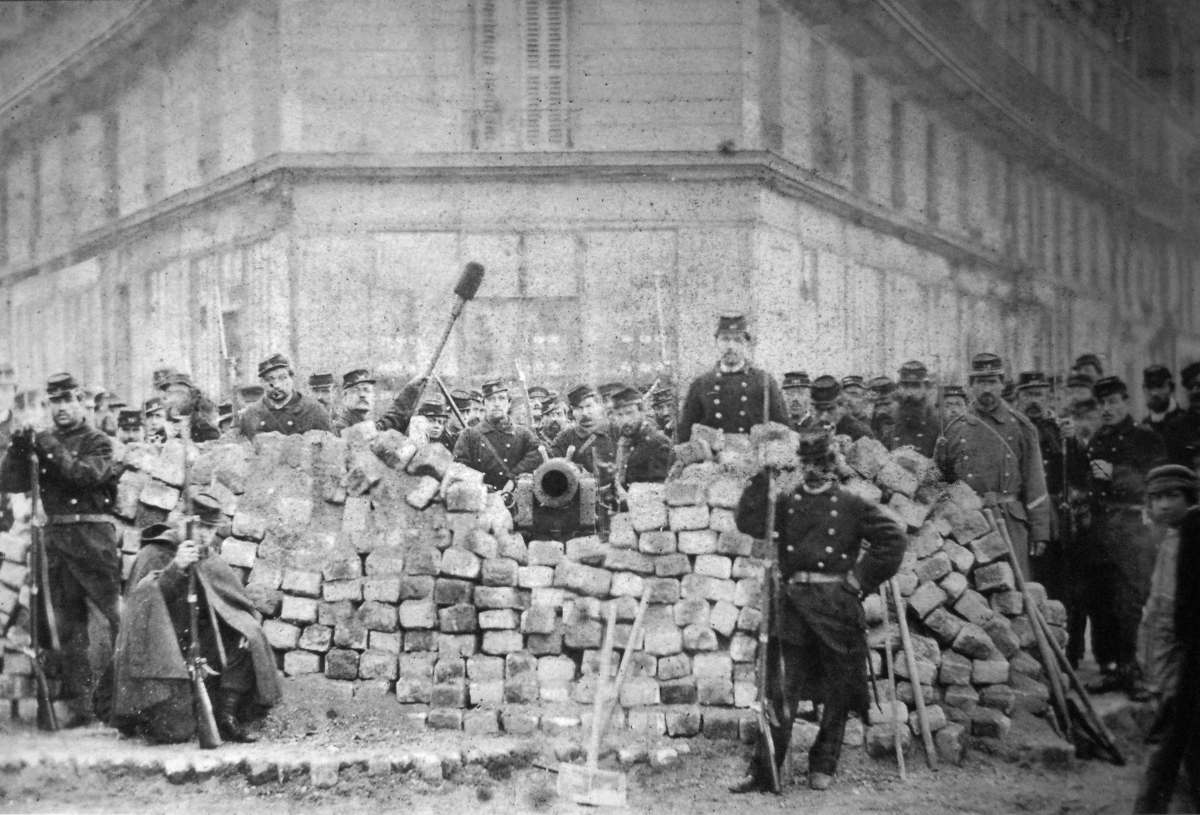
[953, 590, 995, 626]
[974, 562, 1016, 594]
[604, 548, 655, 574]
[943, 683, 980, 709]
[554, 561, 612, 597]
[951, 623, 997, 660]
[482, 630, 524, 655]
[628, 483, 669, 531]
[481, 557, 519, 587]
[478, 609, 520, 629]
[939, 571, 969, 601]
[969, 706, 1012, 739]
[323, 579, 363, 603]
[866, 721, 913, 759]
[935, 722, 968, 765]
[326, 649, 360, 680]
[982, 615, 1021, 657]
[363, 577, 402, 603]
[644, 577, 681, 604]
[938, 651, 973, 685]
[914, 552, 953, 584]
[399, 599, 437, 629]
[972, 658, 1010, 685]
[669, 505, 710, 531]
[433, 578, 474, 605]
[942, 540, 975, 573]
[517, 565, 555, 588]
[638, 530, 677, 555]
[968, 530, 1009, 565]
[923, 607, 966, 644]
[298, 624, 333, 653]
[283, 651, 321, 675]
[908, 581, 947, 618]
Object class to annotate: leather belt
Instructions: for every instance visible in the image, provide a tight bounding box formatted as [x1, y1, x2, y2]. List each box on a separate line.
[787, 571, 844, 585]
[45, 513, 113, 525]
[981, 492, 1019, 507]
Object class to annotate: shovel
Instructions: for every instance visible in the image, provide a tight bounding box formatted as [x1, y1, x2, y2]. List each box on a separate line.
[557, 592, 649, 807]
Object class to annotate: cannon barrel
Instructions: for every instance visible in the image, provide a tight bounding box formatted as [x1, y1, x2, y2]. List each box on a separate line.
[532, 457, 583, 509]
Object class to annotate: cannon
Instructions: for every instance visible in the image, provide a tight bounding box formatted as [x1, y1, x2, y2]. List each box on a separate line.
[515, 456, 598, 541]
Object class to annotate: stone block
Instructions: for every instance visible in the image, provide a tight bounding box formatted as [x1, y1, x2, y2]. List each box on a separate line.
[604, 548, 655, 574]
[323, 551, 363, 581]
[942, 539, 975, 573]
[889, 493, 931, 529]
[359, 650, 399, 680]
[263, 619, 301, 650]
[482, 630, 525, 655]
[399, 575, 434, 600]
[665, 480, 708, 506]
[938, 502, 990, 543]
[971, 659, 1010, 685]
[517, 565, 554, 588]
[283, 651, 321, 675]
[979, 683, 1016, 715]
[924, 607, 966, 644]
[953, 590, 995, 626]
[280, 595, 318, 625]
[628, 483, 668, 531]
[638, 530, 677, 555]
[846, 436, 890, 479]
[611, 572, 645, 597]
[1042, 599, 1068, 627]
[503, 674, 540, 704]
[405, 475, 441, 509]
[334, 618, 369, 650]
[681, 573, 736, 604]
[299, 624, 333, 653]
[444, 480, 487, 513]
[564, 619, 603, 649]
[682, 623, 717, 651]
[403, 631, 438, 652]
[669, 504, 710, 531]
[734, 577, 762, 608]
[951, 623, 997, 660]
[525, 539, 563, 566]
[943, 684, 980, 709]
[318, 600, 355, 627]
[139, 480, 181, 512]
[365, 546, 406, 576]
[653, 553, 691, 577]
[707, 476, 747, 509]
[326, 649, 360, 680]
[935, 722, 968, 765]
[323, 579, 363, 603]
[478, 609, 519, 629]
[399, 599, 437, 629]
[709, 601, 738, 637]
[974, 562, 1016, 594]
[565, 535, 606, 565]
[915, 552, 953, 584]
[357, 601, 396, 632]
[369, 631, 401, 653]
[553, 561, 612, 597]
[877, 460, 918, 497]
[433, 578, 474, 605]
[645, 577, 682, 604]
[677, 530, 718, 555]
[693, 554, 732, 579]
[474, 586, 523, 609]
[866, 722, 913, 759]
[363, 577, 401, 604]
[716, 530, 754, 557]
[438, 633, 477, 657]
[982, 616, 1021, 657]
[969, 707, 1011, 739]
[620, 676, 661, 707]
[968, 530, 1009, 565]
[439, 547, 481, 580]
[692, 652, 732, 682]
[939, 571, 969, 601]
[500, 710, 540, 735]
[438, 604, 478, 633]
[908, 582, 947, 619]
[894, 653, 937, 685]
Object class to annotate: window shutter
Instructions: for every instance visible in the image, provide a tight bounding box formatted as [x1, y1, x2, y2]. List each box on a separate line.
[473, 0, 501, 147]
[522, 0, 569, 148]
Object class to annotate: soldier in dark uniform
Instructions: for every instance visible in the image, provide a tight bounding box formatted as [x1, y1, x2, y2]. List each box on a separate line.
[731, 429, 906, 793]
[936, 353, 1050, 579]
[1142, 365, 1183, 430]
[868, 375, 896, 439]
[780, 371, 812, 431]
[1155, 362, 1200, 470]
[116, 409, 144, 445]
[1084, 376, 1166, 699]
[237, 353, 333, 440]
[1064, 371, 1095, 406]
[941, 384, 968, 424]
[1073, 353, 1104, 382]
[143, 397, 168, 444]
[801, 376, 873, 440]
[609, 385, 672, 494]
[1015, 371, 1067, 601]
[411, 399, 453, 450]
[332, 368, 377, 434]
[839, 375, 873, 426]
[879, 361, 939, 456]
[308, 373, 336, 417]
[453, 379, 542, 495]
[0, 363, 15, 532]
[551, 385, 618, 494]
[0, 372, 120, 727]
[678, 315, 787, 441]
[112, 496, 281, 744]
[158, 371, 220, 443]
[539, 393, 568, 447]
[649, 388, 677, 441]
[235, 383, 264, 417]
[1060, 396, 1103, 669]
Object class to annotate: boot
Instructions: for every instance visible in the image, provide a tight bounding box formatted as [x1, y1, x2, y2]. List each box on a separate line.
[216, 690, 257, 743]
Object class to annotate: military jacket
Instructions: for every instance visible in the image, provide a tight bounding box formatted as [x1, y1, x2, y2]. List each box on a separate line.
[937, 404, 1051, 541]
[0, 421, 117, 515]
[1143, 407, 1200, 469]
[237, 392, 332, 439]
[550, 422, 618, 487]
[678, 365, 787, 441]
[453, 418, 542, 490]
[880, 404, 939, 457]
[617, 421, 673, 486]
[375, 380, 425, 435]
[736, 475, 906, 594]
[1087, 416, 1167, 507]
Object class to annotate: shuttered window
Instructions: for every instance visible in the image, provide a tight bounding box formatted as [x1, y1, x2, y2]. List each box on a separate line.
[522, 0, 569, 148]
[472, 0, 501, 147]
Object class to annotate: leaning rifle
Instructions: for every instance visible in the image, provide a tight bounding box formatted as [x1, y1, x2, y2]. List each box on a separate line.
[182, 471, 222, 749]
[26, 446, 58, 731]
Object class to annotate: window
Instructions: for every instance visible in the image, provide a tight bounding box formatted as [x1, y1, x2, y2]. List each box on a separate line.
[522, 0, 569, 148]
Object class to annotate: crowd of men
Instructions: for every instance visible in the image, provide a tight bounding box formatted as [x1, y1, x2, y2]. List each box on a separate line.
[0, 311, 1197, 804]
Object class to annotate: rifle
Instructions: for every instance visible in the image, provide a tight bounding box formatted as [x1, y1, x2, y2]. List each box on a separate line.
[182, 469, 222, 749]
[752, 561, 781, 793]
[27, 447, 58, 731]
[515, 362, 536, 429]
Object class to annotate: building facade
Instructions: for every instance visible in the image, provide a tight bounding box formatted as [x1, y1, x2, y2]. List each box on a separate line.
[1, 0, 1198, 402]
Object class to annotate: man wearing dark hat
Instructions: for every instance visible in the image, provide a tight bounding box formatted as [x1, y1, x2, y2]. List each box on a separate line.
[940, 384, 968, 424]
[1073, 353, 1104, 382]
[143, 397, 168, 444]
[1147, 362, 1200, 470]
[649, 388, 677, 441]
[308, 373, 336, 416]
[551, 385, 618, 492]
[158, 370, 220, 443]
[800, 375, 873, 441]
[609, 385, 672, 494]
[237, 353, 332, 439]
[1061, 396, 1107, 670]
[678, 315, 787, 442]
[1132, 464, 1200, 813]
[453, 379, 542, 493]
[878, 361, 938, 457]
[236, 383, 264, 413]
[839, 375, 872, 426]
[868, 375, 896, 438]
[332, 369, 378, 434]
[411, 399, 452, 449]
[0, 363, 16, 531]
[1014, 371, 1069, 601]
[1084, 375, 1166, 699]
[539, 393, 568, 447]
[116, 409, 145, 445]
[781, 371, 812, 431]
[111, 495, 281, 744]
[731, 429, 906, 793]
[937, 353, 1050, 579]
[0, 372, 120, 727]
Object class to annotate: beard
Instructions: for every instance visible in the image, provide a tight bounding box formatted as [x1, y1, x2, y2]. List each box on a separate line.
[543, 419, 563, 437]
[1147, 395, 1170, 413]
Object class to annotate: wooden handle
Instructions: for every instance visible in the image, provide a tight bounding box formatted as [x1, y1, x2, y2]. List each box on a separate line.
[879, 585, 906, 781]
[587, 603, 618, 770]
[890, 576, 938, 770]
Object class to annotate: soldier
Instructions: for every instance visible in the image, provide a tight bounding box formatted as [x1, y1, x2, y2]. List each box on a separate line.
[444, 389, 476, 451]
[802, 376, 873, 440]
[597, 382, 627, 419]
[116, 409, 144, 444]
[609, 385, 672, 494]
[1061, 396, 1103, 670]
[839, 376, 873, 426]
[111, 495, 281, 744]
[143, 397, 168, 444]
[551, 385, 618, 492]
[649, 388, 677, 440]
[1142, 365, 1183, 428]
[237, 353, 332, 440]
[936, 353, 1050, 579]
[453, 379, 542, 495]
[1084, 376, 1166, 700]
[731, 429, 906, 793]
[332, 369, 377, 434]
[941, 384, 968, 424]
[0, 363, 15, 532]
[780, 371, 812, 431]
[1015, 372, 1067, 601]
[236, 383, 264, 415]
[1064, 372, 1095, 405]
[678, 315, 787, 441]
[93, 390, 119, 438]
[540, 393, 568, 445]
[0, 372, 120, 727]
[868, 375, 896, 438]
[308, 373, 336, 416]
[463, 389, 486, 428]
[158, 371, 220, 443]
[879, 361, 939, 456]
[409, 399, 452, 449]
[1073, 353, 1104, 381]
[1160, 362, 1200, 469]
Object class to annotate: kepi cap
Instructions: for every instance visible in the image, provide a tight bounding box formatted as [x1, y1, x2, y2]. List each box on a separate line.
[1015, 371, 1050, 392]
[481, 379, 508, 399]
[968, 353, 1004, 380]
[715, 314, 750, 340]
[308, 372, 335, 390]
[897, 361, 928, 384]
[1146, 464, 1199, 496]
[567, 385, 598, 408]
[1143, 365, 1174, 388]
[340, 369, 375, 390]
[810, 375, 840, 408]
[782, 371, 811, 390]
[258, 353, 292, 379]
[45, 372, 80, 396]
[1093, 376, 1128, 400]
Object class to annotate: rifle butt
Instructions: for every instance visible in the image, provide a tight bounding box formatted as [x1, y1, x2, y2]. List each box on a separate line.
[32, 666, 58, 732]
[193, 675, 223, 749]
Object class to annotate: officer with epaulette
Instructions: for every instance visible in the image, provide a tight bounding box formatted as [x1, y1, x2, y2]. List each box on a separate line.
[879, 360, 939, 457]
[332, 368, 377, 434]
[781, 371, 812, 431]
[936, 352, 1050, 579]
[678, 315, 787, 442]
[730, 429, 906, 793]
[1014, 371, 1067, 600]
[868, 375, 896, 438]
[801, 376, 874, 440]
[453, 379, 542, 496]
[0, 372, 121, 727]
[550, 385, 618, 493]
[1084, 375, 1166, 699]
[237, 354, 333, 440]
[839, 375, 873, 426]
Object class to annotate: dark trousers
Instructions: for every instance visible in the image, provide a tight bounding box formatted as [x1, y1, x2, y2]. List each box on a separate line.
[1093, 508, 1155, 673]
[1133, 695, 1200, 813]
[44, 527, 121, 715]
[1030, 539, 1067, 602]
[1071, 559, 1121, 668]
